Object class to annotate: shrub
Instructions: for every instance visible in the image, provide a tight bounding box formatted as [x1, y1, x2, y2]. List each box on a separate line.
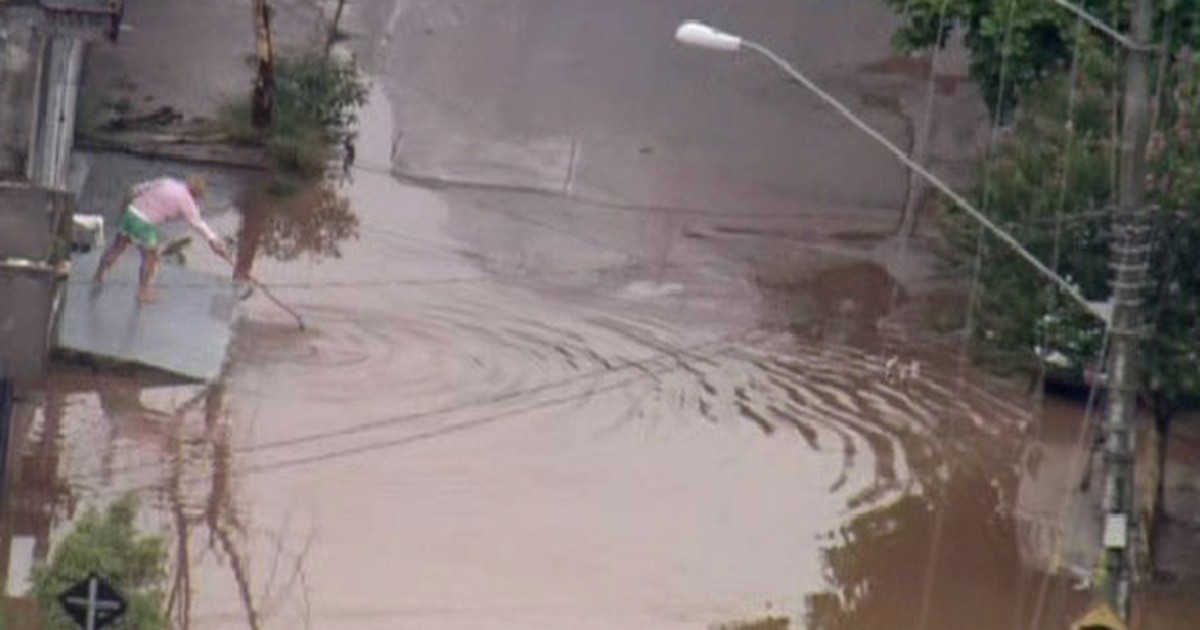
[216, 50, 367, 187]
[32, 495, 168, 630]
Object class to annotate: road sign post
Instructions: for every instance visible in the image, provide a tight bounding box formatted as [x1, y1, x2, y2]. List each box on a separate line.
[58, 573, 127, 630]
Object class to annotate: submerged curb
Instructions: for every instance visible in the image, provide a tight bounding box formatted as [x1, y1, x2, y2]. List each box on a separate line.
[76, 133, 270, 170]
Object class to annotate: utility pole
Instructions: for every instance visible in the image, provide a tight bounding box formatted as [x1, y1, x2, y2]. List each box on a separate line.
[1101, 0, 1154, 619]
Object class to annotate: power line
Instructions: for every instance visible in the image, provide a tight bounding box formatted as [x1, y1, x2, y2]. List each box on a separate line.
[1050, 0, 1153, 51]
[67, 324, 772, 489]
[737, 39, 1110, 325]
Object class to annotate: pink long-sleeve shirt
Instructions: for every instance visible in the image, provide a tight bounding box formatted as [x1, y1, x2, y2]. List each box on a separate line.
[130, 178, 218, 243]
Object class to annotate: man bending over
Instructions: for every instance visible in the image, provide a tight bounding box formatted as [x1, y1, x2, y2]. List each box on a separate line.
[93, 174, 229, 303]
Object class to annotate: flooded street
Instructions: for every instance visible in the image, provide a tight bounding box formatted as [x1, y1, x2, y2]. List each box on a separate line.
[5, 0, 1200, 628]
[0, 94, 1110, 629]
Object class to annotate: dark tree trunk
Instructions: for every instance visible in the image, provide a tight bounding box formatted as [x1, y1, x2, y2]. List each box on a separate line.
[326, 0, 348, 58]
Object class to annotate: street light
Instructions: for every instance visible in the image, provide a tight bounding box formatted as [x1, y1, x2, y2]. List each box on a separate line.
[672, 19, 1110, 326]
[674, 21, 742, 51]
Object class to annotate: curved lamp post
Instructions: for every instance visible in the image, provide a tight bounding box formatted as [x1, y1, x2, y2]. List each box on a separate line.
[672, 19, 1109, 325]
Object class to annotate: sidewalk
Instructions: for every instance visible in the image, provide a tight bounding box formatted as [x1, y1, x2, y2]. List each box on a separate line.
[82, 0, 325, 126]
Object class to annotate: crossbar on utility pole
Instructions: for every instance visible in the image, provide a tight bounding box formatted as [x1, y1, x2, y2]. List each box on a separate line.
[1101, 0, 1154, 618]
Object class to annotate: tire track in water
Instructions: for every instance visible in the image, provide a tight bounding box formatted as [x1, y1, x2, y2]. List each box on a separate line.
[73, 278, 1032, 522]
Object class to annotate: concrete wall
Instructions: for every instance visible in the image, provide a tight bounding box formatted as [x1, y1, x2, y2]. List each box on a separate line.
[0, 10, 43, 179]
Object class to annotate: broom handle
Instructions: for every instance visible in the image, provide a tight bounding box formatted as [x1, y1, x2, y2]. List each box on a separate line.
[220, 252, 307, 330]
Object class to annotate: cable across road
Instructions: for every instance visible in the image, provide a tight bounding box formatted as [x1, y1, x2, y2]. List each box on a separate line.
[738, 39, 1111, 325]
[71, 324, 775, 496]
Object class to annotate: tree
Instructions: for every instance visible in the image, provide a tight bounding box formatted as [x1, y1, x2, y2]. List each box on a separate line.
[880, 0, 1200, 118]
[937, 33, 1116, 377]
[924, 11, 1200, 572]
[1139, 46, 1200, 566]
[32, 495, 168, 630]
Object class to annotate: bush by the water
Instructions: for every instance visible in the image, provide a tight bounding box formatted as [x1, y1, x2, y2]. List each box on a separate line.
[219, 51, 367, 185]
[31, 496, 168, 630]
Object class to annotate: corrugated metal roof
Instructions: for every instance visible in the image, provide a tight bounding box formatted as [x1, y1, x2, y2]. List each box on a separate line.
[58, 248, 238, 382]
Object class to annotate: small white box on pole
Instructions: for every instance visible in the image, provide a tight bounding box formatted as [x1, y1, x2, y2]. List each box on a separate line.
[1103, 513, 1128, 549]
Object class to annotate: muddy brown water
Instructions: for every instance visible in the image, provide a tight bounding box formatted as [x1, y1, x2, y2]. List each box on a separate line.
[4, 99, 1200, 630]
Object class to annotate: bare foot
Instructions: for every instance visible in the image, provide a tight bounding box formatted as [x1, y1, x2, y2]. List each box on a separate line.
[137, 289, 160, 304]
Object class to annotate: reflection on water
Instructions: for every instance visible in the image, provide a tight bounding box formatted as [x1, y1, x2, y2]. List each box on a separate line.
[9, 140, 1200, 629]
[12, 304, 1195, 628]
[0, 371, 311, 630]
[805, 466, 1037, 630]
[234, 176, 360, 280]
[7, 278, 1200, 627]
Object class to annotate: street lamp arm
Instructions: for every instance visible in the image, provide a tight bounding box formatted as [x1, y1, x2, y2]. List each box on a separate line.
[738, 39, 1109, 325]
[1049, 0, 1154, 51]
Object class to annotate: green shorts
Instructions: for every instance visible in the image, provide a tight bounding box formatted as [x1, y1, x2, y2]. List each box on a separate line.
[119, 206, 159, 249]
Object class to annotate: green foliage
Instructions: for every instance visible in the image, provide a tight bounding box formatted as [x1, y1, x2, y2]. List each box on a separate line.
[215, 49, 366, 263]
[31, 495, 168, 630]
[265, 52, 367, 181]
[1142, 48, 1200, 410]
[938, 40, 1113, 374]
[881, 0, 1200, 118]
[937, 35, 1200, 409]
[215, 100, 261, 146]
[217, 51, 367, 185]
[271, 52, 367, 146]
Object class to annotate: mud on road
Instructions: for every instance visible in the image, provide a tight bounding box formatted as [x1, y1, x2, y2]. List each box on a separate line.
[5, 0, 1200, 628]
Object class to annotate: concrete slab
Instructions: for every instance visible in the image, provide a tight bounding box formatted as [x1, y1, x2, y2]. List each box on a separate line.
[57, 248, 237, 382]
[54, 150, 249, 381]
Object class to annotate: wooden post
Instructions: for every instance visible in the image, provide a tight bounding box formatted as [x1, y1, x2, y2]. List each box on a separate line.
[251, 0, 275, 129]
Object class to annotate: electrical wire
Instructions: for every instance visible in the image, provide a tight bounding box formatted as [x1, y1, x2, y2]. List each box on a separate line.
[1050, 0, 1153, 52]
[904, 6, 956, 626]
[65, 324, 771, 488]
[962, 0, 1026, 376]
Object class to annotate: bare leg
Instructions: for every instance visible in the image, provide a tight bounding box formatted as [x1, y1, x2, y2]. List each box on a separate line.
[138, 247, 162, 304]
[93, 233, 132, 283]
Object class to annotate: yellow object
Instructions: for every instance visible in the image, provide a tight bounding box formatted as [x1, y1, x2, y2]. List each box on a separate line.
[185, 174, 208, 200]
[1071, 602, 1128, 630]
